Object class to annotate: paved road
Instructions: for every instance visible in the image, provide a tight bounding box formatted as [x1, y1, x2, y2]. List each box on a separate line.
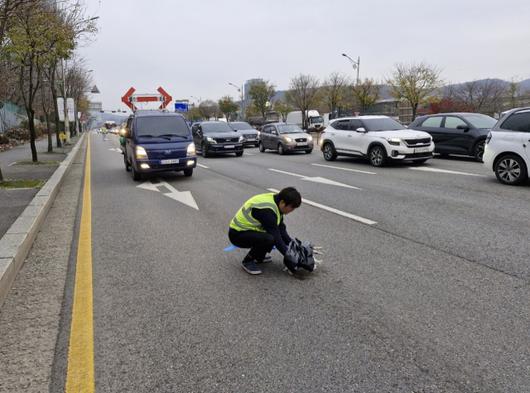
[60, 133, 530, 391]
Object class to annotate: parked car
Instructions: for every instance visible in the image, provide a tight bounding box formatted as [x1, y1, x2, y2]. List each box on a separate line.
[320, 116, 434, 166]
[123, 111, 197, 180]
[191, 121, 244, 157]
[286, 110, 324, 132]
[409, 112, 497, 161]
[229, 121, 259, 147]
[483, 107, 530, 185]
[258, 123, 313, 154]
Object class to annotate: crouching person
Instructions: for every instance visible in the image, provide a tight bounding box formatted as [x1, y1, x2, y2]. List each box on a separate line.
[228, 187, 302, 275]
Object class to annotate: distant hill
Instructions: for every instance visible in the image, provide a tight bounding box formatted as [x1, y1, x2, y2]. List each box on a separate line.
[519, 78, 530, 93]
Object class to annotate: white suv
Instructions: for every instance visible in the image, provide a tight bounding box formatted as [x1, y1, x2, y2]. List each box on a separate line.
[483, 107, 530, 185]
[320, 116, 434, 166]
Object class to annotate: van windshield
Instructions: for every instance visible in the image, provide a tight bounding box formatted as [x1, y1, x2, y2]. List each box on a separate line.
[135, 116, 189, 137]
[309, 116, 323, 123]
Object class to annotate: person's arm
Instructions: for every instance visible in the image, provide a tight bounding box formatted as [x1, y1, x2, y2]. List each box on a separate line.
[252, 208, 289, 255]
[279, 220, 292, 245]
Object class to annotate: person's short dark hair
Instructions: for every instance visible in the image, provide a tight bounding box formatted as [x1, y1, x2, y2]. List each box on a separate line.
[277, 187, 302, 208]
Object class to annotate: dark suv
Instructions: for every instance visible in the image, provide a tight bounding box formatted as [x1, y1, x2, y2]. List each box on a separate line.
[192, 121, 244, 157]
[123, 111, 197, 180]
[409, 113, 497, 161]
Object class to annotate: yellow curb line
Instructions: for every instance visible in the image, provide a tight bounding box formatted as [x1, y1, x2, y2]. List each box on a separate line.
[66, 135, 95, 392]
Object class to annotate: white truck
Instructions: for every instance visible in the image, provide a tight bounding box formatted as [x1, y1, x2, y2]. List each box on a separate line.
[286, 110, 324, 131]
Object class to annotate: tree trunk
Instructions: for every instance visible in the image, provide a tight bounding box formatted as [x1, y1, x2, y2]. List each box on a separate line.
[46, 113, 52, 153]
[28, 110, 38, 162]
[0, 165, 4, 182]
[49, 64, 61, 148]
[412, 103, 418, 121]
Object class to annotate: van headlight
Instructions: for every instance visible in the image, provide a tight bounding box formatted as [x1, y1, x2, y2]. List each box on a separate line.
[187, 143, 196, 156]
[135, 146, 148, 159]
[206, 137, 217, 144]
[386, 137, 401, 146]
[239, 136, 245, 143]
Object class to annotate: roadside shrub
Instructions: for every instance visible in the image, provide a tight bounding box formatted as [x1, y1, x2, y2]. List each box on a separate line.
[0, 134, 9, 144]
[5, 127, 30, 140]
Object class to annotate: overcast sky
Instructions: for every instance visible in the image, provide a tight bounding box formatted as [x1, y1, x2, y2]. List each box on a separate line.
[79, 0, 530, 111]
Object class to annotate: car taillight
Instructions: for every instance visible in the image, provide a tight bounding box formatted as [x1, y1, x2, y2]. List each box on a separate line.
[486, 132, 492, 144]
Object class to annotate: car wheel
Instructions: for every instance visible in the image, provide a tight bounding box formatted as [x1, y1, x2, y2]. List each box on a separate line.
[473, 140, 485, 162]
[202, 142, 210, 158]
[278, 143, 285, 155]
[131, 165, 142, 181]
[183, 168, 193, 177]
[259, 142, 265, 152]
[124, 154, 131, 172]
[494, 154, 527, 185]
[369, 145, 386, 167]
[322, 142, 337, 161]
[235, 151, 243, 157]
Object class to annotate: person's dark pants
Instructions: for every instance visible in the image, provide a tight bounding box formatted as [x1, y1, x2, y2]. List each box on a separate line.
[228, 228, 274, 262]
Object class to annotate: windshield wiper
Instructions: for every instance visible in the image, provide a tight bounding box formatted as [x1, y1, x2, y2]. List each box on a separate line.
[158, 133, 186, 138]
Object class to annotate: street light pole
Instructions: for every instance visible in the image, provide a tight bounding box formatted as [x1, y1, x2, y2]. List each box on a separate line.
[228, 82, 244, 120]
[342, 53, 360, 85]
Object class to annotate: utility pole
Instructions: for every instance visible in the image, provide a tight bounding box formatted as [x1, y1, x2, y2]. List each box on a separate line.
[228, 82, 244, 120]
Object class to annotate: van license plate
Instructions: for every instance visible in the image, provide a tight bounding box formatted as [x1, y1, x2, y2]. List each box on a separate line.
[224, 145, 235, 149]
[414, 147, 430, 153]
[160, 159, 179, 164]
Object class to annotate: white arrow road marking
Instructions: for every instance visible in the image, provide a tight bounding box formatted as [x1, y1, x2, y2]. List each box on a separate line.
[408, 167, 486, 177]
[311, 163, 376, 175]
[268, 168, 361, 190]
[268, 188, 377, 225]
[108, 148, 121, 153]
[197, 163, 209, 169]
[161, 182, 199, 210]
[136, 180, 199, 210]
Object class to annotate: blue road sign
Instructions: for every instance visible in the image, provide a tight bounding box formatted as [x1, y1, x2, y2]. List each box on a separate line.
[174, 102, 189, 112]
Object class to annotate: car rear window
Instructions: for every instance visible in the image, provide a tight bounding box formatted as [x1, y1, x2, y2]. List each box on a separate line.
[500, 111, 530, 132]
[135, 116, 189, 137]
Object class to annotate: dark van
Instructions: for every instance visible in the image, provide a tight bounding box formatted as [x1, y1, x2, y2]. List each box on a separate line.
[123, 111, 197, 180]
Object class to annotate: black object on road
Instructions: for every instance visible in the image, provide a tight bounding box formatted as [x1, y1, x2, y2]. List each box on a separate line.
[284, 239, 315, 274]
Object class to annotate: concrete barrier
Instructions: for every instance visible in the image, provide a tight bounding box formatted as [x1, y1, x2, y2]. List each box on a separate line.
[0, 133, 86, 307]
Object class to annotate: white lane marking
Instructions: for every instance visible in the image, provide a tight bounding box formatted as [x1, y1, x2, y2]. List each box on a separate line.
[197, 163, 209, 169]
[268, 188, 377, 225]
[268, 168, 361, 190]
[409, 167, 486, 177]
[8, 161, 17, 166]
[108, 148, 121, 153]
[312, 163, 376, 175]
[244, 152, 255, 156]
[137, 180, 199, 210]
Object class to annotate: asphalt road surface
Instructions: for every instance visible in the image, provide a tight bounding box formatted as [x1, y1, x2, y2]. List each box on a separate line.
[61, 132, 530, 392]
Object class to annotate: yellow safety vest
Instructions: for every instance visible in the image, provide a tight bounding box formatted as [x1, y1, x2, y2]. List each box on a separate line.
[230, 193, 281, 232]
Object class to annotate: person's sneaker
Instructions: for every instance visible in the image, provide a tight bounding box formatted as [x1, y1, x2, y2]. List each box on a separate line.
[257, 255, 272, 264]
[242, 259, 262, 275]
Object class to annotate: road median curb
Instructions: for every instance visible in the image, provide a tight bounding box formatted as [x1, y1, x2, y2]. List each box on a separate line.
[0, 133, 87, 307]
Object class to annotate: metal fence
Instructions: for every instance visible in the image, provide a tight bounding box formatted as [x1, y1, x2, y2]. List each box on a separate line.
[0, 101, 27, 133]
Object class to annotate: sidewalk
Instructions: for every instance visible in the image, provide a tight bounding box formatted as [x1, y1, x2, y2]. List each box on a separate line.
[0, 136, 81, 238]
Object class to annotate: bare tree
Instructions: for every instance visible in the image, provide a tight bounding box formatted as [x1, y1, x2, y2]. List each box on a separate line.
[0, 0, 33, 49]
[352, 78, 380, 113]
[286, 74, 320, 129]
[198, 100, 219, 120]
[322, 72, 349, 114]
[507, 78, 521, 110]
[388, 62, 441, 120]
[454, 79, 507, 114]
